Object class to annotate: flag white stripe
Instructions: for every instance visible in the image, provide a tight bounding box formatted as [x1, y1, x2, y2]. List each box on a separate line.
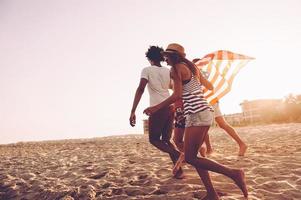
[195, 50, 253, 105]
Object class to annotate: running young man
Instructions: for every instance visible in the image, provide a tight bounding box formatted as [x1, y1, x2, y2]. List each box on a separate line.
[129, 46, 184, 178]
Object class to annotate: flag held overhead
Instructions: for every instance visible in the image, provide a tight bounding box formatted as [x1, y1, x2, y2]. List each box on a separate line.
[194, 50, 254, 105]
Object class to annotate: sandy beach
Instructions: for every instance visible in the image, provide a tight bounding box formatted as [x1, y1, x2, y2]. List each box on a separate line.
[1, 123, 301, 200]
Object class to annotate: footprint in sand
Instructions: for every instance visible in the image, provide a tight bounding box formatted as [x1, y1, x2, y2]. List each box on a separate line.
[128, 160, 136, 164]
[89, 171, 108, 179]
[112, 188, 123, 195]
[138, 174, 148, 179]
[102, 182, 111, 189]
[124, 187, 147, 196]
[152, 189, 168, 195]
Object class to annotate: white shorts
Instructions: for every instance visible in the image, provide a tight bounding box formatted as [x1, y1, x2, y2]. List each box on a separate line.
[212, 102, 223, 118]
[185, 109, 214, 127]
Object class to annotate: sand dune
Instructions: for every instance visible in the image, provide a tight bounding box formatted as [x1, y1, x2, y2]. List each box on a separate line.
[1, 123, 301, 199]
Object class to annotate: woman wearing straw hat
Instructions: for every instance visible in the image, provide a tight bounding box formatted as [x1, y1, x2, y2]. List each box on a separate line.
[144, 43, 248, 199]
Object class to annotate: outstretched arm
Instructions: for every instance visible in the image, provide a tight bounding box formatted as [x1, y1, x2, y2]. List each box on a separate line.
[129, 78, 147, 126]
[199, 72, 214, 90]
[195, 59, 214, 91]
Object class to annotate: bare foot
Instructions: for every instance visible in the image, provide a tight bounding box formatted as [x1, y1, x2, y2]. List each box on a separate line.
[199, 145, 207, 157]
[206, 148, 213, 156]
[172, 153, 185, 175]
[174, 168, 185, 179]
[216, 191, 227, 197]
[231, 169, 248, 198]
[238, 144, 248, 156]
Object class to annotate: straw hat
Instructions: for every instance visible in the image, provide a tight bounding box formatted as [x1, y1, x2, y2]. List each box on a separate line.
[163, 43, 186, 57]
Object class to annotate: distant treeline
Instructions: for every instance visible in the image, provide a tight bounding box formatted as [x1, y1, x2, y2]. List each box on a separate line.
[260, 94, 301, 124]
[224, 94, 301, 127]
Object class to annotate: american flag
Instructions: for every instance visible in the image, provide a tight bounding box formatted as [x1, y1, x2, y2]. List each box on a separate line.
[194, 50, 254, 105]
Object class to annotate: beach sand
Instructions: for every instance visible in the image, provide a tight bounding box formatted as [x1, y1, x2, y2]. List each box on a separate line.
[1, 123, 301, 200]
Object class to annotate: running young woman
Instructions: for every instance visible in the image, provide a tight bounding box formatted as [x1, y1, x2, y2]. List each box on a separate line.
[192, 58, 248, 156]
[144, 43, 248, 199]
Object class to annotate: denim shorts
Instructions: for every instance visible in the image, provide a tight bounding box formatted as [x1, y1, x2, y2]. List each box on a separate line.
[185, 109, 214, 127]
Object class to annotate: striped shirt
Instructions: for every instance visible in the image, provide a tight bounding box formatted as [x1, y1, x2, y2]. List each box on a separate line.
[182, 75, 213, 117]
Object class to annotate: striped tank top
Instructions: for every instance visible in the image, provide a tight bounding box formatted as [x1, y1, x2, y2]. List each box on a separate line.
[182, 75, 213, 117]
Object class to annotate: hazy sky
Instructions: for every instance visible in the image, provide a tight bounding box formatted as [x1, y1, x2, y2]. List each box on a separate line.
[1, 0, 301, 144]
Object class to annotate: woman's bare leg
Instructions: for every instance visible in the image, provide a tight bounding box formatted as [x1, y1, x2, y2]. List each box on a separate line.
[172, 127, 185, 176]
[184, 126, 248, 198]
[204, 134, 213, 155]
[199, 133, 213, 157]
[184, 126, 219, 199]
[215, 116, 248, 156]
[173, 127, 185, 152]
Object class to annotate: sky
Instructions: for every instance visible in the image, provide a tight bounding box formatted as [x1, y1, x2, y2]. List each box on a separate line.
[1, 0, 301, 144]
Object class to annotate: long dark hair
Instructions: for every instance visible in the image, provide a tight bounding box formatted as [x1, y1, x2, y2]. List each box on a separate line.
[168, 53, 200, 79]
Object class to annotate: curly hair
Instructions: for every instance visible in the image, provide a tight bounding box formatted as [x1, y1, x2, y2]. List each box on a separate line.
[145, 46, 164, 63]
